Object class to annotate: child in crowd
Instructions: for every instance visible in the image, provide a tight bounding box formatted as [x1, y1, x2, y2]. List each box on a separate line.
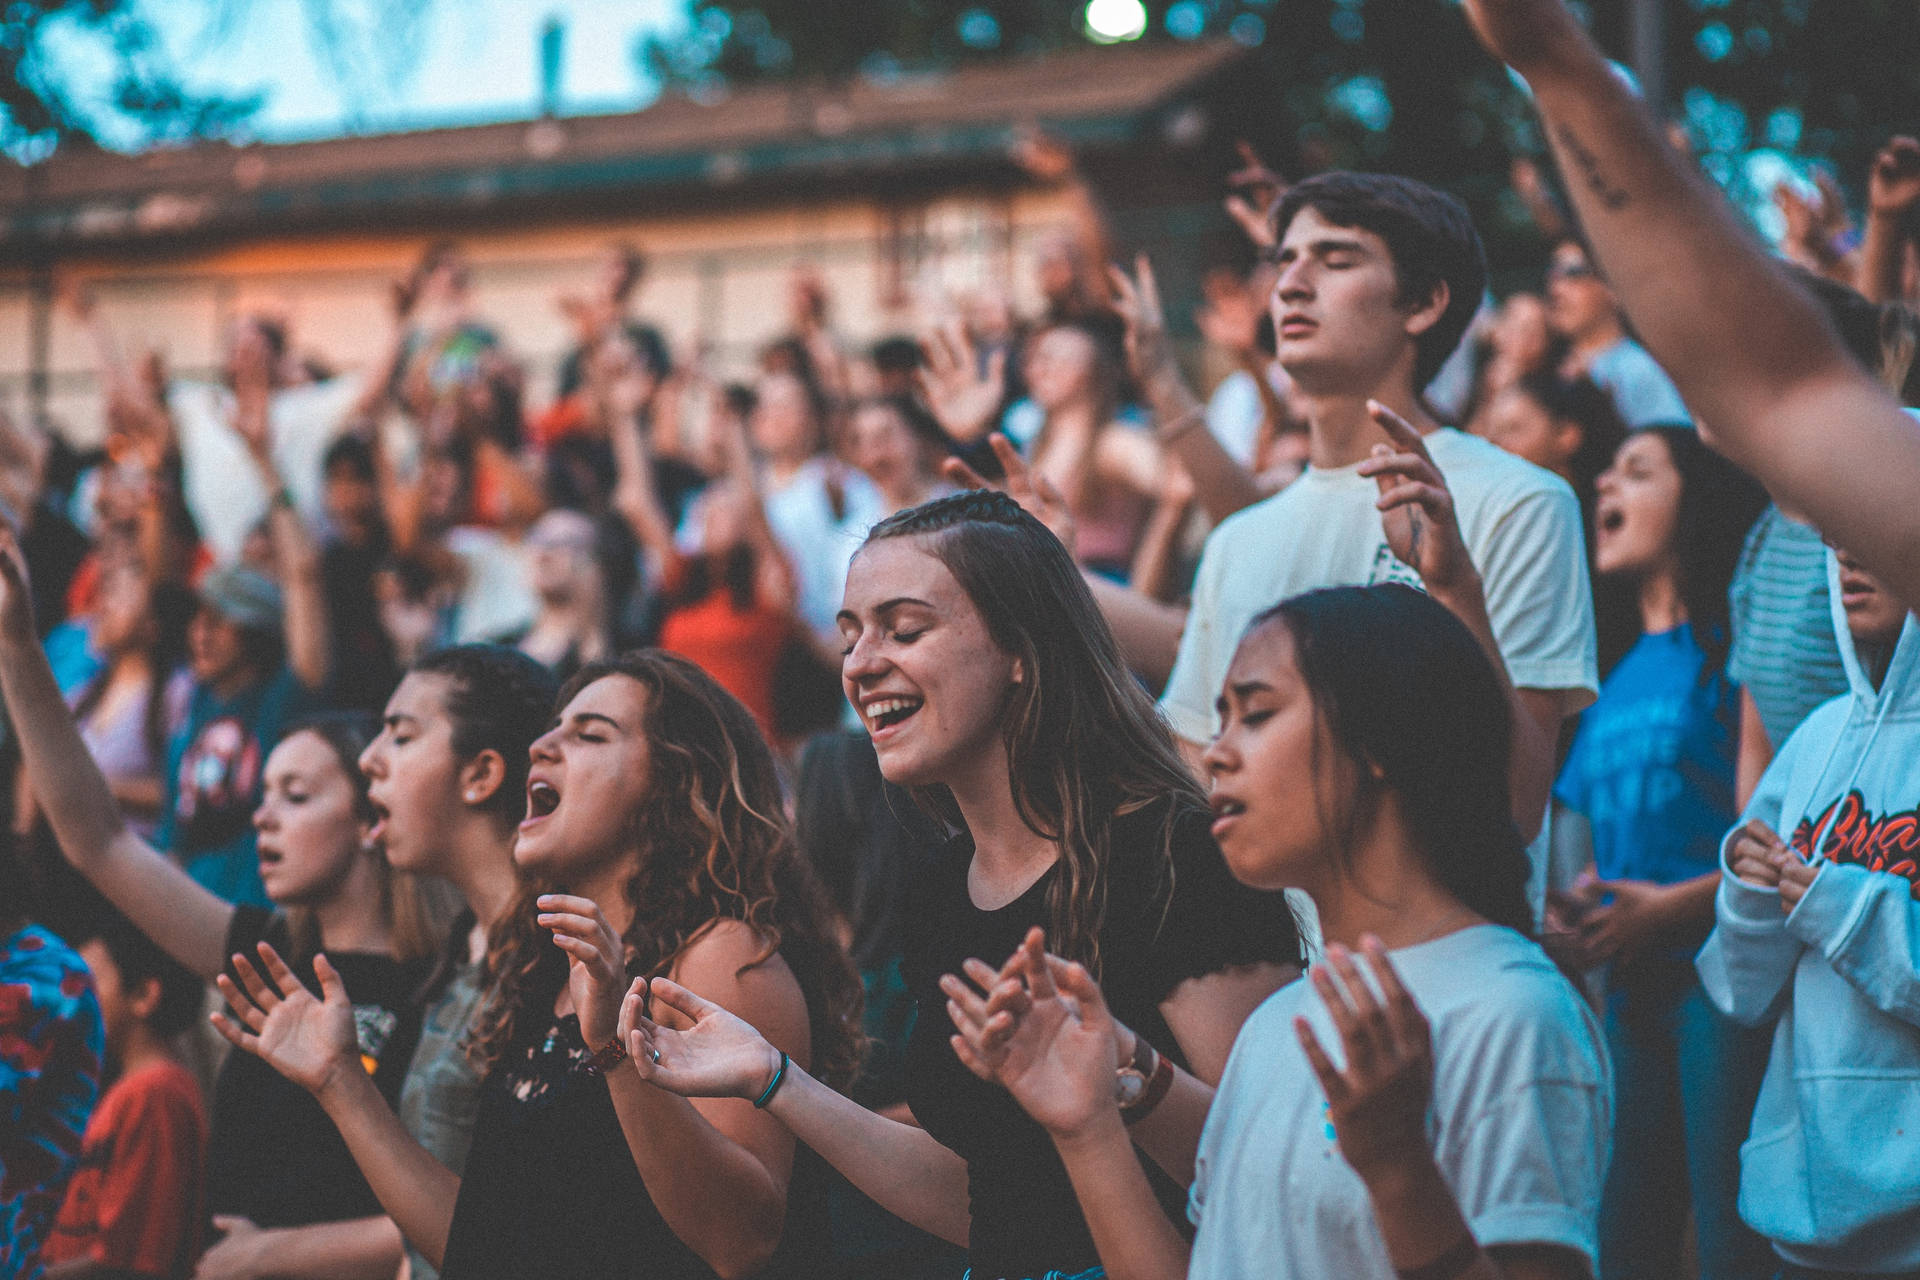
[1696, 543, 1920, 1276]
[41, 921, 206, 1280]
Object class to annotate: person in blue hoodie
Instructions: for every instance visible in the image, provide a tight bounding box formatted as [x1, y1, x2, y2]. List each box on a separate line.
[1697, 542, 1920, 1278]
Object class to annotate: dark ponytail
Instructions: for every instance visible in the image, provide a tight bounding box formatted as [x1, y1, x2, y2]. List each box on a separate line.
[1256, 584, 1533, 934]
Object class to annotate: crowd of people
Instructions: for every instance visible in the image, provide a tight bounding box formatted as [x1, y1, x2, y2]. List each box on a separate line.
[4, 1, 1920, 1278]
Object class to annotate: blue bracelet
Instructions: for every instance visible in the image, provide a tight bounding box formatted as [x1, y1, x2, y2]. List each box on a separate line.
[753, 1050, 790, 1109]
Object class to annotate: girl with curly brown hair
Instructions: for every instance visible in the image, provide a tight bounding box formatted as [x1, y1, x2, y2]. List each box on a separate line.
[211, 649, 863, 1280]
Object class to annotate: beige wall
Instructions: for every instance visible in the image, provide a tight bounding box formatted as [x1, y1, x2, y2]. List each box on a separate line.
[0, 185, 1080, 444]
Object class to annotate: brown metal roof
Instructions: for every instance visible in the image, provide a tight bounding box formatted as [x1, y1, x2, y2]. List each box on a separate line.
[0, 39, 1250, 247]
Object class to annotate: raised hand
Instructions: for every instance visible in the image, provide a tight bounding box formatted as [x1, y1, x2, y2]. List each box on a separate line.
[1294, 938, 1435, 1186]
[0, 523, 36, 644]
[1869, 136, 1920, 220]
[1728, 819, 1787, 889]
[917, 322, 1006, 442]
[1106, 255, 1182, 392]
[537, 893, 629, 1051]
[945, 928, 1120, 1140]
[210, 944, 360, 1099]
[1223, 140, 1286, 249]
[1459, 0, 1591, 79]
[623, 975, 786, 1102]
[1356, 401, 1478, 597]
[941, 433, 1078, 554]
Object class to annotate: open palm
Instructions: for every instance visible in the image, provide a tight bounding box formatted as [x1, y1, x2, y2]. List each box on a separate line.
[211, 944, 360, 1098]
[948, 939, 1117, 1139]
[624, 976, 784, 1101]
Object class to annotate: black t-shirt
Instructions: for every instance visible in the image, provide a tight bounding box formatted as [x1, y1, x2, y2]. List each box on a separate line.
[206, 907, 427, 1228]
[903, 798, 1300, 1279]
[440, 1011, 718, 1280]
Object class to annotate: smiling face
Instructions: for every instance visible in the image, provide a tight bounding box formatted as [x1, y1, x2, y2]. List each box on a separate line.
[1593, 431, 1683, 580]
[361, 672, 467, 875]
[1203, 619, 1352, 895]
[515, 674, 651, 883]
[1268, 206, 1439, 396]
[838, 537, 1021, 789]
[252, 730, 369, 906]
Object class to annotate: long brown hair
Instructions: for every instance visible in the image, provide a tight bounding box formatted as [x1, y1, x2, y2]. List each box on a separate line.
[862, 490, 1206, 978]
[469, 651, 863, 1085]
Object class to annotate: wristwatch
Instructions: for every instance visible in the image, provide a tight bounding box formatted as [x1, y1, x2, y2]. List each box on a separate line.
[1116, 1033, 1174, 1124]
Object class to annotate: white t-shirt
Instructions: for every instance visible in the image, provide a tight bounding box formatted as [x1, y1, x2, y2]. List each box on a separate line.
[1188, 925, 1610, 1279]
[761, 457, 887, 644]
[169, 377, 363, 565]
[1159, 427, 1597, 745]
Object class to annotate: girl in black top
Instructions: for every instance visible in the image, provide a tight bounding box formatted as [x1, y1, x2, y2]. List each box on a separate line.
[624, 490, 1302, 1280]
[212, 650, 863, 1280]
[0, 536, 438, 1280]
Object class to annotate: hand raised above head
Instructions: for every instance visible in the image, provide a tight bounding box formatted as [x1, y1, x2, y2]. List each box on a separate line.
[1459, 0, 1593, 80]
[941, 434, 1079, 555]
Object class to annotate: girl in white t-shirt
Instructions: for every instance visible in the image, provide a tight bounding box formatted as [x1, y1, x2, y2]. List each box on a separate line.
[946, 583, 1611, 1280]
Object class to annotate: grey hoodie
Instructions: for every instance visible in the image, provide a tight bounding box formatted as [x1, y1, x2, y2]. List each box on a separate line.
[1695, 552, 1920, 1272]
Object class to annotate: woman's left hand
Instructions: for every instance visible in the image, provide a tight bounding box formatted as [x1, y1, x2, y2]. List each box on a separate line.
[538, 893, 628, 1050]
[1295, 937, 1436, 1188]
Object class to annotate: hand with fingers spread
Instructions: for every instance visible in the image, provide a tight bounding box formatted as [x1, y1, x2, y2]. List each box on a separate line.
[537, 893, 629, 1051]
[622, 975, 788, 1102]
[1356, 401, 1479, 599]
[210, 944, 361, 1099]
[945, 928, 1120, 1140]
[941, 434, 1080, 554]
[1294, 938, 1437, 1186]
[916, 322, 1007, 442]
[1728, 819, 1787, 890]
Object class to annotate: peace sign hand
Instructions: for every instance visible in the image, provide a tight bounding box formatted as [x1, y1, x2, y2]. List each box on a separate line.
[1294, 937, 1436, 1187]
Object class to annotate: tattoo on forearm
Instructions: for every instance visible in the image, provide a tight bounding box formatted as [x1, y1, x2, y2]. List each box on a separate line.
[1554, 123, 1631, 211]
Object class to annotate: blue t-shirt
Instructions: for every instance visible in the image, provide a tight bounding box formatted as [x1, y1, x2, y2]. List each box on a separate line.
[1555, 625, 1738, 888]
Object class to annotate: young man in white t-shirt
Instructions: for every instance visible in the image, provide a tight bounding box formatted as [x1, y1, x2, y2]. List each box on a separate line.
[1158, 172, 1597, 858]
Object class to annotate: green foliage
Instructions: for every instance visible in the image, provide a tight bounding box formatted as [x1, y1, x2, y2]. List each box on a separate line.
[0, 0, 258, 154]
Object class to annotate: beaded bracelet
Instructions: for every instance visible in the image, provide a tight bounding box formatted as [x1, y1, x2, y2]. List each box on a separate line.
[581, 1037, 629, 1076]
[753, 1050, 790, 1109]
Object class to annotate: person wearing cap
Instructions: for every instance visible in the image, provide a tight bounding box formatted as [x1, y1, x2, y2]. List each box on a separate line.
[154, 357, 332, 905]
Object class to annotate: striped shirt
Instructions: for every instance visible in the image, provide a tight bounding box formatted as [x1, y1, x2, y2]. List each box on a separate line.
[1727, 506, 1848, 749]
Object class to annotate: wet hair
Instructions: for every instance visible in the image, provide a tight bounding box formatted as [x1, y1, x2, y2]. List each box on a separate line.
[471, 651, 865, 1087]
[408, 645, 560, 828]
[1596, 427, 1767, 677]
[862, 490, 1231, 976]
[1249, 584, 1532, 933]
[1273, 172, 1487, 390]
[83, 917, 204, 1040]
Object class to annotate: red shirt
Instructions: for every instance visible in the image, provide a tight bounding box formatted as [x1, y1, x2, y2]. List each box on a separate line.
[655, 555, 791, 742]
[42, 1059, 207, 1279]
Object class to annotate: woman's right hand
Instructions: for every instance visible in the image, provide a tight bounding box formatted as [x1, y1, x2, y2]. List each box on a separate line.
[946, 928, 1120, 1141]
[210, 943, 361, 1100]
[623, 976, 785, 1102]
[1729, 819, 1787, 889]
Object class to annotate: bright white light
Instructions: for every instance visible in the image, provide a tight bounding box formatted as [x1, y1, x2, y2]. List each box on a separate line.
[1084, 0, 1148, 44]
